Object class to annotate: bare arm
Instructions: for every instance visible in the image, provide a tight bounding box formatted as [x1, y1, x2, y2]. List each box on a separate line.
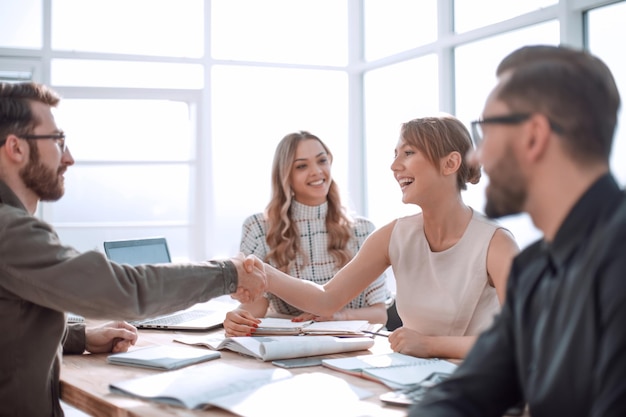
[294, 302, 388, 325]
[487, 228, 519, 303]
[389, 330, 478, 359]
[266, 221, 395, 317]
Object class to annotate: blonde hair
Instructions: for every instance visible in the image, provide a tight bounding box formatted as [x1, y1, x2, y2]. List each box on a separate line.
[400, 115, 481, 190]
[265, 131, 354, 272]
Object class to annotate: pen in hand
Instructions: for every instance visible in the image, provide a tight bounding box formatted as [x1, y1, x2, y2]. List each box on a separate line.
[362, 330, 391, 338]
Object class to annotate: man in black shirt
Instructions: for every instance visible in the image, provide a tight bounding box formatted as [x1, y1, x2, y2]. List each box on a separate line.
[410, 45, 625, 417]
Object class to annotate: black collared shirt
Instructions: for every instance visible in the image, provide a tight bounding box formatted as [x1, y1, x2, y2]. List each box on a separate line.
[411, 174, 626, 417]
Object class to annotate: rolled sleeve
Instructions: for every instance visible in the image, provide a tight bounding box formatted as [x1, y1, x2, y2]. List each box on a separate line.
[218, 259, 239, 294]
[62, 323, 86, 354]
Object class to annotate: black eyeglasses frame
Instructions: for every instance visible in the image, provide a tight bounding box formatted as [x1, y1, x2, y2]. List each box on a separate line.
[470, 113, 564, 147]
[18, 132, 67, 153]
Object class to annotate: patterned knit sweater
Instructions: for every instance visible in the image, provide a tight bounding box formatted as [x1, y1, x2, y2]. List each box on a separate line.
[240, 200, 389, 315]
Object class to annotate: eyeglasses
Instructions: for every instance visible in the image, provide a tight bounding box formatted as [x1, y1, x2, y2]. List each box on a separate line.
[470, 113, 564, 148]
[19, 132, 67, 153]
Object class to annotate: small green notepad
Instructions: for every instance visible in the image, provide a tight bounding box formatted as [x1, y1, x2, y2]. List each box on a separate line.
[107, 345, 221, 370]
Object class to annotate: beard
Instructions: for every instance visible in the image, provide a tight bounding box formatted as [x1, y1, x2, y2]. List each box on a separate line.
[484, 145, 527, 219]
[19, 143, 66, 202]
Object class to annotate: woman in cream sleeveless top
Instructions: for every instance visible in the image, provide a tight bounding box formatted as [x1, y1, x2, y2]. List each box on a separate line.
[391, 210, 501, 337]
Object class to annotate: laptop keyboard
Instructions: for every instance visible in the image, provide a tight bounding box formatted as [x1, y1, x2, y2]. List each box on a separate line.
[135, 310, 209, 326]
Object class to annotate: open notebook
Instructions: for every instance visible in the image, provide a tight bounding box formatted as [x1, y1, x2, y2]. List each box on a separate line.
[103, 237, 234, 330]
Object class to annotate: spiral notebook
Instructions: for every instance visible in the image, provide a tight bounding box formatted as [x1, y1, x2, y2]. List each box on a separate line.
[321, 352, 457, 389]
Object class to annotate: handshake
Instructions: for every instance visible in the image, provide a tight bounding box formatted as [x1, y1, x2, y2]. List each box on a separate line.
[229, 253, 269, 303]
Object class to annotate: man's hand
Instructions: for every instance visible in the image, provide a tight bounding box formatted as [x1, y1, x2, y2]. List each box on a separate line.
[231, 253, 267, 303]
[85, 321, 138, 354]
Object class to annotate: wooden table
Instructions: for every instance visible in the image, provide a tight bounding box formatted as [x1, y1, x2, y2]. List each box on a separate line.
[60, 327, 407, 417]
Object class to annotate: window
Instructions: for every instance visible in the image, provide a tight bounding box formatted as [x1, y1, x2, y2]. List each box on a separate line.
[454, 0, 557, 33]
[45, 98, 196, 261]
[363, 0, 437, 61]
[211, 0, 347, 65]
[454, 21, 560, 248]
[364, 55, 439, 227]
[51, 0, 204, 57]
[2, 0, 624, 259]
[587, 2, 626, 187]
[0, 0, 42, 49]
[210, 65, 348, 256]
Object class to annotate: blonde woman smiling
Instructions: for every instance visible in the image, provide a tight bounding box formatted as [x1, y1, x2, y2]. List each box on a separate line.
[224, 131, 389, 335]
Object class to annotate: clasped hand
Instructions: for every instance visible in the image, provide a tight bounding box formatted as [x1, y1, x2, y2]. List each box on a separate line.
[230, 253, 267, 303]
[85, 321, 138, 354]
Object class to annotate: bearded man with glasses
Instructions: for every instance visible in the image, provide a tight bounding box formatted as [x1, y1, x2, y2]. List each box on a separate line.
[411, 45, 626, 417]
[0, 81, 267, 417]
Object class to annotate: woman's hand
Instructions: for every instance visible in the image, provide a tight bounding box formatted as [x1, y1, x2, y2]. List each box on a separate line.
[388, 327, 433, 358]
[223, 308, 261, 337]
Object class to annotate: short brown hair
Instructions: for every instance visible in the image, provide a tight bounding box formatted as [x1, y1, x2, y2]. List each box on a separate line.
[495, 45, 620, 164]
[0, 82, 61, 146]
[400, 115, 481, 190]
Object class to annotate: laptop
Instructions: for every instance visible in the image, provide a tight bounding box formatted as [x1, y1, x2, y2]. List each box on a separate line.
[103, 237, 235, 331]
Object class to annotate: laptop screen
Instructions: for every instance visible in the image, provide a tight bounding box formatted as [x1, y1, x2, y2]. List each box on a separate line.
[103, 237, 171, 266]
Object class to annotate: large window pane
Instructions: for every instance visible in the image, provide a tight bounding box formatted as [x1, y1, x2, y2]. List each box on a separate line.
[364, 55, 439, 228]
[211, 0, 347, 65]
[47, 98, 196, 260]
[51, 59, 203, 89]
[455, 21, 559, 249]
[455, 21, 559, 125]
[0, 0, 42, 49]
[47, 164, 190, 223]
[53, 99, 194, 162]
[210, 65, 348, 257]
[454, 0, 556, 33]
[587, 2, 626, 187]
[363, 0, 437, 61]
[51, 0, 203, 58]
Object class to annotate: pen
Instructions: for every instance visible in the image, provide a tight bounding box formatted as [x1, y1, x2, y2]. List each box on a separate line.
[362, 330, 391, 337]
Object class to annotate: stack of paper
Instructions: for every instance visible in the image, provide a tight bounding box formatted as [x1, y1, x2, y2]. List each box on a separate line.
[322, 352, 457, 389]
[109, 362, 373, 416]
[107, 345, 221, 370]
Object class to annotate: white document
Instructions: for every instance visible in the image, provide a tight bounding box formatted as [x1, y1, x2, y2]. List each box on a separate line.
[106, 345, 221, 370]
[174, 334, 375, 361]
[322, 352, 458, 389]
[109, 363, 373, 415]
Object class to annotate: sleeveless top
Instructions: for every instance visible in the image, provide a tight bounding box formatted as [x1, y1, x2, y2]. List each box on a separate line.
[389, 209, 501, 336]
[241, 200, 389, 315]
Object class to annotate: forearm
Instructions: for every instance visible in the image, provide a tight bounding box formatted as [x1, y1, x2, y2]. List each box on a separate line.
[237, 297, 270, 318]
[391, 329, 479, 360]
[339, 303, 387, 325]
[265, 264, 341, 316]
[62, 323, 86, 354]
[426, 335, 478, 360]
